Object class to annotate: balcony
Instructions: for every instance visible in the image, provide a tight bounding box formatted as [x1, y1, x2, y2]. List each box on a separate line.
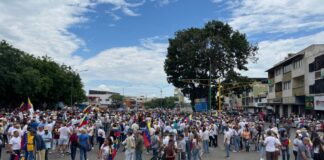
[268, 78, 274, 85]
[283, 72, 292, 81]
[293, 87, 305, 96]
[275, 91, 282, 98]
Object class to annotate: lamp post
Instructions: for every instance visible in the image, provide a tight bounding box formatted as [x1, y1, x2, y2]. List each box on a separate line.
[154, 85, 169, 109]
[70, 69, 88, 107]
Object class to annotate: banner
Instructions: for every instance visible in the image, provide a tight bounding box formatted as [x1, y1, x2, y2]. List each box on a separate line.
[195, 98, 208, 112]
[314, 96, 324, 111]
[305, 96, 314, 110]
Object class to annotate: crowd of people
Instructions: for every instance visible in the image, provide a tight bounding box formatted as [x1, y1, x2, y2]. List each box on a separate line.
[0, 106, 323, 160]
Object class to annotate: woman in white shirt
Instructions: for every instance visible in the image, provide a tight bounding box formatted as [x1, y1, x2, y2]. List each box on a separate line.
[99, 138, 114, 160]
[292, 133, 302, 160]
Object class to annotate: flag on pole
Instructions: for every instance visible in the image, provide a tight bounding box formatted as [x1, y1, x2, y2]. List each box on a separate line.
[83, 105, 92, 114]
[19, 102, 27, 112]
[27, 97, 34, 114]
[79, 114, 89, 128]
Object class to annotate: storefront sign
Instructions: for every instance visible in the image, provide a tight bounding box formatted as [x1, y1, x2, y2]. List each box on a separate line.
[305, 96, 314, 110]
[314, 96, 324, 111]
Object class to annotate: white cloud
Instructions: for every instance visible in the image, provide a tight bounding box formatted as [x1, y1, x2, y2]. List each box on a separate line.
[81, 39, 169, 87]
[150, 0, 178, 6]
[96, 84, 111, 91]
[0, 0, 145, 66]
[217, 0, 324, 35]
[241, 31, 324, 77]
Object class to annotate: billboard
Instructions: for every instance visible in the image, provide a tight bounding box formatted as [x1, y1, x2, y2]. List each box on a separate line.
[314, 96, 324, 111]
[305, 96, 314, 110]
[195, 98, 208, 112]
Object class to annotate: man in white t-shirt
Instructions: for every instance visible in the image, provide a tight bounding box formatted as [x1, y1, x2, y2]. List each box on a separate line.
[58, 123, 70, 154]
[9, 130, 21, 160]
[202, 127, 210, 154]
[224, 128, 231, 158]
[264, 131, 281, 160]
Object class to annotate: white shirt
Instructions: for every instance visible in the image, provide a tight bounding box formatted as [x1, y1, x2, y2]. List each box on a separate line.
[164, 126, 172, 133]
[58, 126, 70, 139]
[163, 136, 170, 145]
[9, 136, 21, 150]
[88, 126, 95, 136]
[202, 130, 209, 140]
[264, 136, 281, 152]
[224, 131, 231, 144]
[98, 128, 105, 138]
[293, 138, 302, 151]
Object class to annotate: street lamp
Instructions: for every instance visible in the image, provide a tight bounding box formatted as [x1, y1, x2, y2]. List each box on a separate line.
[154, 85, 169, 109]
[70, 69, 88, 107]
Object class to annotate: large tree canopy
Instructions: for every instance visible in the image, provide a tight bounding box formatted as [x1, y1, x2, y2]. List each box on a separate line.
[0, 40, 86, 109]
[164, 20, 258, 109]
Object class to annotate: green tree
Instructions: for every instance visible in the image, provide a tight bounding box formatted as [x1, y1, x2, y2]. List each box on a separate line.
[164, 20, 258, 110]
[144, 96, 178, 109]
[0, 40, 86, 109]
[110, 94, 124, 107]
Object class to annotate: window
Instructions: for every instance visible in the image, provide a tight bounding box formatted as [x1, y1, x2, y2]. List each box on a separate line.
[309, 62, 315, 72]
[293, 59, 303, 69]
[315, 54, 324, 71]
[275, 68, 282, 76]
[315, 79, 324, 94]
[105, 99, 110, 101]
[269, 85, 274, 92]
[309, 85, 315, 94]
[283, 64, 292, 73]
[283, 81, 291, 90]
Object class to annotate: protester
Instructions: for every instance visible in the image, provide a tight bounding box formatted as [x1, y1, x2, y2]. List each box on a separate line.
[42, 127, 52, 160]
[264, 130, 281, 160]
[123, 129, 135, 160]
[35, 130, 46, 160]
[79, 128, 90, 160]
[296, 137, 312, 160]
[69, 129, 79, 160]
[135, 130, 144, 160]
[8, 130, 21, 160]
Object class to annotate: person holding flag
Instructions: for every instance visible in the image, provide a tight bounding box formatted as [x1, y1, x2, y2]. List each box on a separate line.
[135, 130, 144, 160]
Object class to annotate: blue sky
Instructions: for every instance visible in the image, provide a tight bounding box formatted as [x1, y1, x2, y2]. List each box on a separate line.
[1, 0, 324, 97]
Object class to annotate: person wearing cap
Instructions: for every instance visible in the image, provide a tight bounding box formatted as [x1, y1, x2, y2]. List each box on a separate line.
[42, 127, 52, 160]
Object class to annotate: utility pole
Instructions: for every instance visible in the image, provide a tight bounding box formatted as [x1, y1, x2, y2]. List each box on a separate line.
[208, 59, 211, 112]
[160, 89, 163, 109]
[218, 78, 221, 111]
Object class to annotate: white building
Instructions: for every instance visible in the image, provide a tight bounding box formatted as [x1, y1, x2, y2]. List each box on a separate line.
[88, 90, 119, 106]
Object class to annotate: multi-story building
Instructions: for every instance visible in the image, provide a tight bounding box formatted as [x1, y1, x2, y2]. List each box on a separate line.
[223, 78, 268, 113]
[241, 78, 268, 113]
[266, 44, 324, 117]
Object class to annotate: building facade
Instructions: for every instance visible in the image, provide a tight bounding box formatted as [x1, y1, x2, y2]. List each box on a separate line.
[88, 90, 119, 106]
[223, 78, 268, 113]
[266, 44, 324, 117]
